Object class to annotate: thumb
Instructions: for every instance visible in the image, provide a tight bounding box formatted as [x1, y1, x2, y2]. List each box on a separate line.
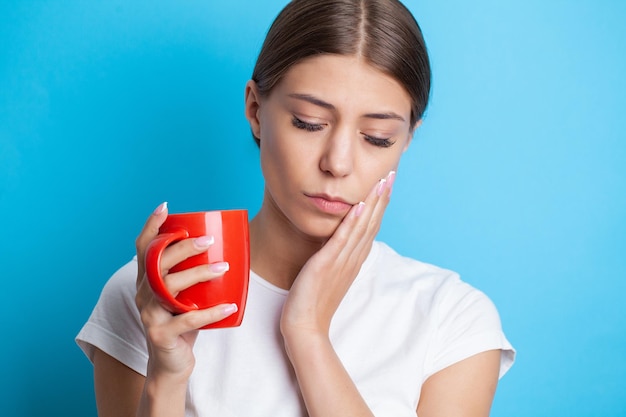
[135, 202, 169, 271]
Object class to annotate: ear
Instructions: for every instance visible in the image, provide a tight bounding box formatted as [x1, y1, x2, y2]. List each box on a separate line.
[403, 119, 423, 152]
[244, 80, 262, 140]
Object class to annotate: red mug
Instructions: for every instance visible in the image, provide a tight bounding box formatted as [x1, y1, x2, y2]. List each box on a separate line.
[145, 209, 250, 329]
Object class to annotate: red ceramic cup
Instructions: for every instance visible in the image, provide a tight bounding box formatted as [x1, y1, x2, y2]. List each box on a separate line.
[145, 209, 249, 329]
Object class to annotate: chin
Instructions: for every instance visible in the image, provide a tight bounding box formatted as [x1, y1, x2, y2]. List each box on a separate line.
[291, 214, 342, 242]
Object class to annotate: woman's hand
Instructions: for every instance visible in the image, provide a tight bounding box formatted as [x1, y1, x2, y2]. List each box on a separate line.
[134, 203, 238, 402]
[279, 171, 395, 417]
[280, 170, 396, 339]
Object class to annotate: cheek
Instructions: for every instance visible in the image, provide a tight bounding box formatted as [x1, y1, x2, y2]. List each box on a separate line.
[359, 147, 404, 178]
[260, 116, 316, 171]
[260, 121, 290, 169]
[259, 118, 307, 192]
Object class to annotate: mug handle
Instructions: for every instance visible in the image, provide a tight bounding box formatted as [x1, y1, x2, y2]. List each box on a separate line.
[144, 228, 199, 314]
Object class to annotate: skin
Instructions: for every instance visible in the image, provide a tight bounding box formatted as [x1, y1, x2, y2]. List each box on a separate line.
[92, 54, 501, 416]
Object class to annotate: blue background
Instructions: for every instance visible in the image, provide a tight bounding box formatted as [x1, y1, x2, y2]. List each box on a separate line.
[1, 1, 624, 416]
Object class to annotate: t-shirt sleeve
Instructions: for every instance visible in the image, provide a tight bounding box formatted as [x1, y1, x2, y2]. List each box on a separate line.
[424, 275, 515, 380]
[75, 258, 149, 376]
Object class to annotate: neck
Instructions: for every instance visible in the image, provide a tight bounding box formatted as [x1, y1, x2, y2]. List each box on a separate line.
[249, 195, 327, 290]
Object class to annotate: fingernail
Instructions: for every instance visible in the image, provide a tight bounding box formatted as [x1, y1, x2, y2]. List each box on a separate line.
[222, 303, 238, 316]
[209, 261, 229, 273]
[376, 178, 387, 196]
[194, 235, 215, 249]
[153, 202, 168, 215]
[386, 171, 396, 194]
[355, 201, 365, 217]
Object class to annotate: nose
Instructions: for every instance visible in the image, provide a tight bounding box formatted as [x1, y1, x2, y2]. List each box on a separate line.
[318, 127, 354, 177]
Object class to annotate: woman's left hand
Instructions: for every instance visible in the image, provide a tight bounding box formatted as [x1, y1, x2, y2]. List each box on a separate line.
[280, 170, 396, 339]
[280, 171, 396, 417]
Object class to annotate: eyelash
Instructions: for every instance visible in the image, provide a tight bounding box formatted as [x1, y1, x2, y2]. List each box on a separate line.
[291, 116, 395, 148]
[365, 135, 395, 148]
[291, 116, 324, 132]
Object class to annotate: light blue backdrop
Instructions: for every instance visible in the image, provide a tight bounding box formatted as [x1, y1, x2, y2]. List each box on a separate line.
[1, 1, 624, 416]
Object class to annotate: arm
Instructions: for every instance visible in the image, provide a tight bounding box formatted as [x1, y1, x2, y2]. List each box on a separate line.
[93, 348, 144, 417]
[417, 350, 501, 417]
[281, 174, 395, 416]
[282, 173, 503, 416]
[285, 328, 502, 417]
[92, 347, 192, 417]
[92, 203, 238, 417]
[282, 332, 374, 416]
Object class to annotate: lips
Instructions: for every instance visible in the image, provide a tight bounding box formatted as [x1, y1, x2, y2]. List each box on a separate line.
[305, 193, 353, 215]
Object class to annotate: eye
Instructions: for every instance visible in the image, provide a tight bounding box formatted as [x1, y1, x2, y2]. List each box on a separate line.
[364, 134, 395, 148]
[292, 116, 324, 132]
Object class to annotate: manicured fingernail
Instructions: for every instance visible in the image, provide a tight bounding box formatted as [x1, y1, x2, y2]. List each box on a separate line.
[223, 303, 238, 316]
[153, 202, 168, 215]
[194, 235, 215, 249]
[355, 201, 365, 217]
[376, 178, 387, 196]
[209, 261, 229, 273]
[386, 171, 396, 194]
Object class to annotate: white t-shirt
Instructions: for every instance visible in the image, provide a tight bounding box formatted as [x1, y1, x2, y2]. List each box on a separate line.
[77, 241, 515, 416]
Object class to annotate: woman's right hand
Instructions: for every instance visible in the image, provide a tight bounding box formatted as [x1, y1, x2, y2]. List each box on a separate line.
[134, 202, 239, 382]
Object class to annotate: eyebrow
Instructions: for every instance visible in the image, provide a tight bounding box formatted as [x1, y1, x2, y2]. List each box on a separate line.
[288, 93, 406, 122]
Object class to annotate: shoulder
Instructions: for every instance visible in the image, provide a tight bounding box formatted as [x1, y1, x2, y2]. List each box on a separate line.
[362, 241, 461, 294]
[362, 242, 515, 376]
[83, 256, 140, 326]
[366, 241, 501, 326]
[343, 241, 471, 324]
[76, 257, 148, 374]
[104, 256, 139, 291]
[95, 257, 139, 309]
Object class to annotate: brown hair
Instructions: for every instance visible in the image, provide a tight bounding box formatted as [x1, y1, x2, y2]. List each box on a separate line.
[251, 0, 431, 145]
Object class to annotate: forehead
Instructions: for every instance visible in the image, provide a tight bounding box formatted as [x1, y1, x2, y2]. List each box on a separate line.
[274, 54, 412, 115]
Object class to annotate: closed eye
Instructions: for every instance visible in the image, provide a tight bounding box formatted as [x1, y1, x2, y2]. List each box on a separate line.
[292, 115, 395, 148]
[292, 116, 324, 132]
[364, 134, 395, 148]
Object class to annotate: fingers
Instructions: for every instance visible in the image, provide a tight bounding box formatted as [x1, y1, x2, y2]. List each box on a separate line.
[136, 262, 233, 332]
[135, 202, 220, 276]
[136, 202, 169, 269]
[328, 170, 395, 257]
[136, 202, 169, 258]
[359, 170, 395, 219]
[158, 235, 214, 273]
[363, 170, 395, 237]
[167, 303, 238, 334]
[133, 201, 229, 319]
[155, 235, 228, 297]
[136, 231, 229, 309]
[163, 262, 230, 296]
[141, 302, 239, 340]
[136, 202, 168, 291]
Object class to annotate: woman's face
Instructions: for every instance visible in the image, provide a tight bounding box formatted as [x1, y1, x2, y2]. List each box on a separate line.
[246, 54, 416, 240]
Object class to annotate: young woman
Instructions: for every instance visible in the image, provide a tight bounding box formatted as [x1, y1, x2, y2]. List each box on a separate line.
[77, 1, 515, 416]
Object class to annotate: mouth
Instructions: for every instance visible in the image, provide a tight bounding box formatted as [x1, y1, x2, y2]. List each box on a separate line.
[305, 193, 354, 215]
